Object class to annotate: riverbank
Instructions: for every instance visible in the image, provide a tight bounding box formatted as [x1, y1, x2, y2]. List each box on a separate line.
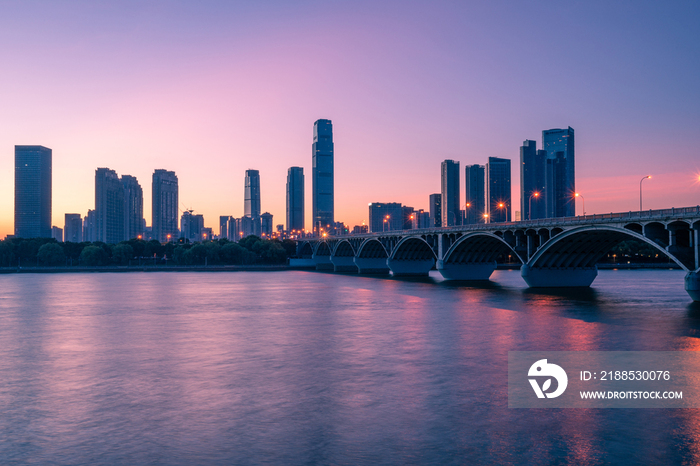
[0, 264, 315, 274]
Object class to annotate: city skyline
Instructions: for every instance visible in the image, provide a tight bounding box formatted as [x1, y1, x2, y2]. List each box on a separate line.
[1, 2, 699, 238]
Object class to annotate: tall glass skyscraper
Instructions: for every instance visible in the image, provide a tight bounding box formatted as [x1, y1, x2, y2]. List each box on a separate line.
[244, 169, 261, 237]
[520, 140, 547, 221]
[152, 169, 179, 243]
[486, 157, 511, 223]
[95, 168, 125, 244]
[465, 164, 485, 224]
[312, 119, 334, 234]
[543, 127, 575, 218]
[14, 145, 52, 238]
[429, 193, 441, 227]
[122, 175, 143, 241]
[286, 166, 304, 232]
[441, 160, 460, 227]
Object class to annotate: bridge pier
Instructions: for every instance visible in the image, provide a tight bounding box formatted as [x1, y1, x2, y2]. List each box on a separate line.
[330, 256, 358, 273]
[521, 264, 598, 288]
[353, 257, 390, 274]
[387, 258, 434, 277]
[312, 254, 334, 271]
[686, 271, 700, 301]
[437, 260, 497, 280]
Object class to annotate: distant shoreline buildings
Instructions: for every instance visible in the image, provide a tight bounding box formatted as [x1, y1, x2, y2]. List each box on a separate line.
[10, 124, 577, 244]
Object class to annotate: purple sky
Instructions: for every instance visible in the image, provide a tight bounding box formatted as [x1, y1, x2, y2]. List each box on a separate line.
[1, 0, 699, 237]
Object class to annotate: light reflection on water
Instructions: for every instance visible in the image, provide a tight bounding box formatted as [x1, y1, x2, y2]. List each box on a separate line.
[0, 269, 699, 464]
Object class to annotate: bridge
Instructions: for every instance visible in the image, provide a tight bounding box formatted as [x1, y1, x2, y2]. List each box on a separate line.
[297, 206, 700, 301]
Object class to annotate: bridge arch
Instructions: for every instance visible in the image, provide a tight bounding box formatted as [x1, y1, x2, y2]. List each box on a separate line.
[313, 241, 331, 256]
[443, 232, 524, 265]
[527, 225, 688, 271]
[387, 236, 436, 276]
[311, 241, 333, 271]
[332, 240, 355, 257]
[330, 239, 358, 272]
[354, 238, 390, 274]
[298, 241, 313, 258]
[356, 238, 389, 258]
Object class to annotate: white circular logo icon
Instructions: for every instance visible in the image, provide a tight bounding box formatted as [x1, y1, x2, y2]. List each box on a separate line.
[528, 359, 568, 399]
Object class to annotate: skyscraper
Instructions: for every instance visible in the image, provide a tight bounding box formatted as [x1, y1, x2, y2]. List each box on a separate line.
[244, 169, 261, 237]
[180, 211, 204, 242]
[64, 213, 82, 243]
[429, 193, 441, 227]
[520, 140, 547, 221]
[368, 203, 403, 232]
[465, 164, 485, 224]
[122, 175, 144, 240]
[286, 167, 304, 232]
[486, 157, 511, 223]
[219, 216, 229, 239]
[441, 160, 460, 227]
[261, 212, 273, 237]
[543, 127, 575, 218]
[95, 168, 124, 244]
[152, 169, 179, 242]
[312, 119, 334, 233]
[14, 145, 52, 238]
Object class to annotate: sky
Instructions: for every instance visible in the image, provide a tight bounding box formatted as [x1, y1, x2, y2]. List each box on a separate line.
[1, 0, 699, 238]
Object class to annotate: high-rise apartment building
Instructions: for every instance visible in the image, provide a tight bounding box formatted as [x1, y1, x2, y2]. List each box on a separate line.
[368, 203, 403, 232]
[486, 157, 511, 223]
[219, 216, 229, 239]
[95, 168, 124, 244]
[520, 140, 547, 221]
[122, 175, 143, 240]
[244, 169, 261, 237]
[429, 193, 441, 227]
[180, 210, 204, 242]
[543, 127, 575, 218]
[261, 212, 273, 237]
[441, 160, 460, 227]
[286, 167, 304, 232]
[14, 145, 52, 238]
[312, 119, 334, 233]
[152, 169, 179, 242]
[465, 164, 485, 224]
[64, 213, 82, 243]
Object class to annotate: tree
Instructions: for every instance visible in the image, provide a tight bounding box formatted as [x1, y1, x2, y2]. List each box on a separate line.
[80, 245, 108, 266]
[37, 243, 66, 266]
[111, 243, 134, 265]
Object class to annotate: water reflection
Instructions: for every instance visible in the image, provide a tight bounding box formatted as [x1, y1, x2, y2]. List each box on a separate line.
[0, 269, 697, 464]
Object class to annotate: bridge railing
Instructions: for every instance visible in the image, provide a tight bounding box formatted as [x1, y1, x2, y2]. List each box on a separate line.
[303, 206, 700, 240]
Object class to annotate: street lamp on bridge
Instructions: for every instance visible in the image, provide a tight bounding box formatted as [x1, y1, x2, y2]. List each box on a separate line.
[574, 192, 585, 216]
[528, 192, 540, 220]
[640, 175, 652, 211]
[498, 202, 508, 223]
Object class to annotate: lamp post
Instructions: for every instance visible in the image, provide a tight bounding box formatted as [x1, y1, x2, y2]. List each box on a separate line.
[640, 175, 651, 211]
[383, 215, 390, 232]
[465, 202, 471, 224]
[483, 213, 489, 224]
[528, 192, 540, 221]
[498, 202, 508, 223]
[574, 192, 585, 215]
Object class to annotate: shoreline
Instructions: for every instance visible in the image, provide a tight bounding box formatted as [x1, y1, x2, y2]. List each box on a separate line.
[0, 263, 683, 274]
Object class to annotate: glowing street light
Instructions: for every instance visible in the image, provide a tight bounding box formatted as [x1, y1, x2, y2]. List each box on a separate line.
[483, 213, 490, 224]
[497, 202, 508, 223]
[574, 192, 585, 216]
[640, 175, 652, 211]
[528, 192, 540, 221]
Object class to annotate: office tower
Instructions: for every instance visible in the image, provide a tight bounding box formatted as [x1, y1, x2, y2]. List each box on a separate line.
[14, 145, 52, 238]
[312, 119, 334, 233]
[51, 226, 63, 242]
[286, 167, 304, 232]
[64, 213, 82, 243]
[429, 193, 442, 227]
[244, 169, 261, 237]
[412, 210, 431, 229]
[83, 210, 97, 242]
[261, 212, 273, 237]
[465, 164, 486, 224]
[228, 216, 240, 241]
[95, 168, 124, 244]
[543, 127, 575, 218]
[122, 175, 143, 240]
[520, 140, 547, 221]
[402, 206, 415, 230]
[441, 160, 460, 227]
[152, 169, 179, 242]
[240, 216, 253, 238]
[180, 211, 204, 242]
[486, 157, 511, 223]
[219, 216, 229, 239]
[368, 203, 403, 232]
